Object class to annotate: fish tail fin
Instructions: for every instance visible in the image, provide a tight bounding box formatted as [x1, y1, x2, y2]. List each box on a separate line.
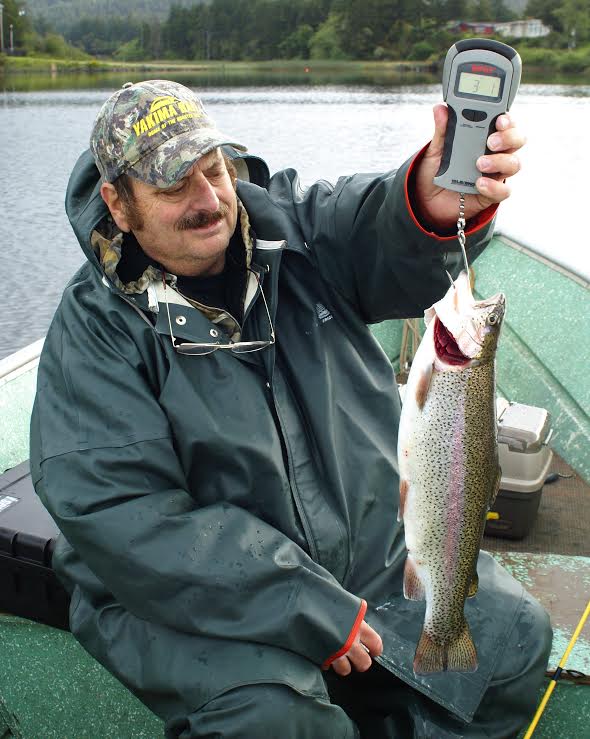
[413, 623, 478, 674]
[413, 630, 445, 674]
[447, 622, 478, 672]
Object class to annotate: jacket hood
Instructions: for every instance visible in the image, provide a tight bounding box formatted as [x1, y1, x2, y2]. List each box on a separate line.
[65, 146, 271, 290]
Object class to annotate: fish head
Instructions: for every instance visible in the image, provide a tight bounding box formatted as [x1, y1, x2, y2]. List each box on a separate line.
[471, 290, 506, 363]
[425, 271, 505, 370]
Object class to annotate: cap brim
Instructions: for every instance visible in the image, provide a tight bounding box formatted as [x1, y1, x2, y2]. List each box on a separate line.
[126, 127, 247, 188]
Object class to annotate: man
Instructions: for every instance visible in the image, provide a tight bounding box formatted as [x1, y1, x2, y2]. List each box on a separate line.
[31, 80, 551, 738]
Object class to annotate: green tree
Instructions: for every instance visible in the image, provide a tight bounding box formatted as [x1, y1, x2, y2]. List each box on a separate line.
[553, 0, 590, 45]
[66, 16, 142, 56]
[471, 0, 494, 20]
[334, 0, 399, 59]
[279, 24, 314, 58]
[309, 13, 347, 59]
[162, 4, 202, 59]
[408, 40, 436, 60]
[298, 0, 332, 29]
[185, 0, 250, 60]
[246, 0, 299, 60]
[42, 32, 89, 59]
[138, 21, 161, 59]
[1, 0, 32, 51]
[525, 0, 560, 30]
[24, 0, 202, 31]
[114, 39, 144, 61]
[444, 0, 469, 20]
[490, 0, 516, 21]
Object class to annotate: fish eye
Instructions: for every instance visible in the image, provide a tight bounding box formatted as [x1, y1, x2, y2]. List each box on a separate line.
[487, 313, 499, 326]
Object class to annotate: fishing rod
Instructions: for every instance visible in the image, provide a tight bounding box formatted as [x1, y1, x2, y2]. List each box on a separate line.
[523, 599, 590, 738]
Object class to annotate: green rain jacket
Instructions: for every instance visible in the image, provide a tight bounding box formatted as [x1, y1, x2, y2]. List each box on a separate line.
[30, 147, 526, 726]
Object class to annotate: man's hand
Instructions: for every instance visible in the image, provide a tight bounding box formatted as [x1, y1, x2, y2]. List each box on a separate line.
[325, 620, 383, 677]
[413, 103, 526, 230]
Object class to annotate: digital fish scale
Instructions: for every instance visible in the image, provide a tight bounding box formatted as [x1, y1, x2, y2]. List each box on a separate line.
[434, 39, 522, 194]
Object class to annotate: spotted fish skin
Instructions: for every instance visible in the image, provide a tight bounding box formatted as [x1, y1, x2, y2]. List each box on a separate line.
[398, 271, 505, 674]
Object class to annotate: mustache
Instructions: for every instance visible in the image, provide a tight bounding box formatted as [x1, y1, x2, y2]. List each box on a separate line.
[175, 203, 230, 231]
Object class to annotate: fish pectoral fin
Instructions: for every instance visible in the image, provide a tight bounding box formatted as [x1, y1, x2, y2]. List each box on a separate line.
[413, 622, 478, 675]
[403, 556, 425, 601]
[415, 362, 434, 411]
[398, 479, 410, 522]
[467, 572, 479, 598]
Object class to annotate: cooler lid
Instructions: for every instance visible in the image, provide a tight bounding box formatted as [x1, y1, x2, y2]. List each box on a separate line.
[496, 401, 552, 453]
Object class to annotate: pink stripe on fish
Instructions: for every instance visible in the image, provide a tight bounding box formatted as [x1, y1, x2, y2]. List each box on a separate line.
[444, 400, 466, 578]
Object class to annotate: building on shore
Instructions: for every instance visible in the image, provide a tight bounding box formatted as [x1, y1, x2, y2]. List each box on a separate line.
[447, 19, 551, 39]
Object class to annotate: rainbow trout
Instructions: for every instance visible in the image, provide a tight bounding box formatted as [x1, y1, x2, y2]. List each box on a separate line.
[397, 270, 505, 674]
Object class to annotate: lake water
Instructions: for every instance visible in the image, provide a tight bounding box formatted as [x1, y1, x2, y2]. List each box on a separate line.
[1, 73, 589, 360]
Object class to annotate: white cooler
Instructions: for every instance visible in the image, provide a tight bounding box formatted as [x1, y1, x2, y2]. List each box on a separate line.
[485, 400, 553, 539]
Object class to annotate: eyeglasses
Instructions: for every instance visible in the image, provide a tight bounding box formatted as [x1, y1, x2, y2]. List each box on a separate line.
[163, 269, 275, 356]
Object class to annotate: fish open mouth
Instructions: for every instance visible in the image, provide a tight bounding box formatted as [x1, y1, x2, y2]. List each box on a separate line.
[434, 318, 470, 366]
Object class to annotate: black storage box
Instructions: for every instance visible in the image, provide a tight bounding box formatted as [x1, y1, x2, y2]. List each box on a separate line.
[484, 487, 544, 540]
[0, 461, 70, 629]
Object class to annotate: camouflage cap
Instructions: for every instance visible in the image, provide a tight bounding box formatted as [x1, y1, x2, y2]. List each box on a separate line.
[90, 80, 246, 188]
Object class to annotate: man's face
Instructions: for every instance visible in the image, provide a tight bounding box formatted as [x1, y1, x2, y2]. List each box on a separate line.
[118, 149, 238, 277]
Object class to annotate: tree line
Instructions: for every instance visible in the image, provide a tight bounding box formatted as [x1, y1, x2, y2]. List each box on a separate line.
[2, 0, 590, 62]
[67, 0, 521, 61]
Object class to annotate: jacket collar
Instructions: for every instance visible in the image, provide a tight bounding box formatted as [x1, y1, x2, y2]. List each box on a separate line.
[149, 239, 285, 367]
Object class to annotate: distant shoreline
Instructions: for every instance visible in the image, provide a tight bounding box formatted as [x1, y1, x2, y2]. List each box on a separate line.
[1, 55, 587, 84]
[0, 57, 441, 75]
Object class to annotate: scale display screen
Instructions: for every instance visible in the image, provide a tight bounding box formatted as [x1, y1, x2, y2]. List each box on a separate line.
[458, 71, 501, 98]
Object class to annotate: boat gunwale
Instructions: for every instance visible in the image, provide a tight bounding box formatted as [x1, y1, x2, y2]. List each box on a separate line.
[0, 339, 43, 386]
[496, 233, 590, 289]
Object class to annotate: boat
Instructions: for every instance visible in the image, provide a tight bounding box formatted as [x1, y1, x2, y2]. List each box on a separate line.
[0, 233, 588, 738]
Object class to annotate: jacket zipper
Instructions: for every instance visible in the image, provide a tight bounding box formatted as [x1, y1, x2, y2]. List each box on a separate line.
[252, 250, 321, 564]
[268, 376, 320, 564]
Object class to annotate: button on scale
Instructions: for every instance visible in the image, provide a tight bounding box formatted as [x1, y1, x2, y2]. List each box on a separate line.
[462, 109, 488, 122]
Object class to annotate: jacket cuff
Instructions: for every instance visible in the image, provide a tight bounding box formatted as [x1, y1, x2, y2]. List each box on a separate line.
[321, 599, 367, 669]
[404, 143, 498, 241]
